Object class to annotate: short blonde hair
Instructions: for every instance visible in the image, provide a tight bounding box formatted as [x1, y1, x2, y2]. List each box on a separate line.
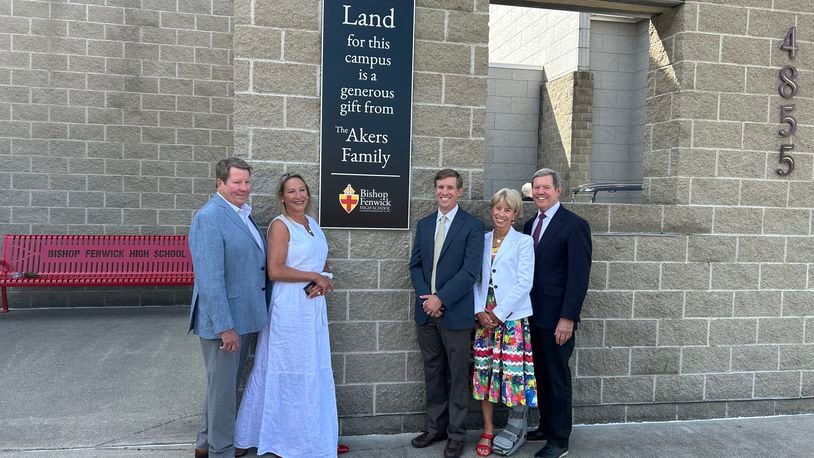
[490, 188, 523, 221]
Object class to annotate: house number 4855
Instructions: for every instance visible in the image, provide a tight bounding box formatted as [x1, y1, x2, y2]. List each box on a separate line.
[777, 26, 798, 176]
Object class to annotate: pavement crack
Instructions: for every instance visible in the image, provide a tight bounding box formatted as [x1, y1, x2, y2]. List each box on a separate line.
[93, 413, 199, 447]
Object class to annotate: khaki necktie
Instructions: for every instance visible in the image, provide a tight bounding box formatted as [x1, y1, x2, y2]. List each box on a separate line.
[430, 215, 447, 293]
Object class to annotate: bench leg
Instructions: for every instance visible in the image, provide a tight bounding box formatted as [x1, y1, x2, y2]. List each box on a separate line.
[1, 287, 7, 313]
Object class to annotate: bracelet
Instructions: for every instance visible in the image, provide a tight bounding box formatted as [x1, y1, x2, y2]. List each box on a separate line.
[319, 271, 334, 280]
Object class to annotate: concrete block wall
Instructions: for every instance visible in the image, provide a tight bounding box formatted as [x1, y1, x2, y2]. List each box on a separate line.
[571, 200, 814, 423]
[489, 5, 584, 80]
[645, 1, 814, 206]
[484, 64, 543, 198]
[629, 20, 648, 189]
[0, 0, 233, 307]
[489, 0, 814, 423]
[3, 0, 814, 433]
[539, 71, 593, 193]
[589, 18, 648, 195]
[539, 74, 571, 187]
[233, 0, 489, 435]
[487, 14, 649, 203]
[571, 0, 814, 422]
[229, 0, 321, 218]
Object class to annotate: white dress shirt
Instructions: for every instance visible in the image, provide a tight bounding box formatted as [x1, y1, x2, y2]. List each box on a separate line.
[435, 204, 459, 240]
[217, 192, 264, 248]
[531, 201, 561, 240]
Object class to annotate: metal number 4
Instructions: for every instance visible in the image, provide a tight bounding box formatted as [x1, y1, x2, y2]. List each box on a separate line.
[781, 26, 797, 59]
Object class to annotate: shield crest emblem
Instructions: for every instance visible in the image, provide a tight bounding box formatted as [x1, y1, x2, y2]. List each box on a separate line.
[339, 184, 359, 214]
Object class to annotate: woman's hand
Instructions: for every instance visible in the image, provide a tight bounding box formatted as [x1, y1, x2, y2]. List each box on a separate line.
[486, 310, 502, 327]
[308, 273, 334, 298]
[476, 311, 496, 328]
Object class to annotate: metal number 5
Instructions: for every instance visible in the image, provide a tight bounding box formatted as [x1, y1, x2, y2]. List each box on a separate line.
[779, 105, 796, 137]
[777, 144, 795, 176]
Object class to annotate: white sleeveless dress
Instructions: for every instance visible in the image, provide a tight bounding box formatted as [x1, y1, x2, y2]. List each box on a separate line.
[235, 214, 338, 457]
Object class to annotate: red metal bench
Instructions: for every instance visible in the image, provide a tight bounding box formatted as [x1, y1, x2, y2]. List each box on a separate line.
[0, 234, 194, 313]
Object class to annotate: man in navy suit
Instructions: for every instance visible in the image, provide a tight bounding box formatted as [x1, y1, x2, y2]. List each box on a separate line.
[409, 169, 484, 458]
[188, 158, 270, 458]
[523, 168, 592, 458]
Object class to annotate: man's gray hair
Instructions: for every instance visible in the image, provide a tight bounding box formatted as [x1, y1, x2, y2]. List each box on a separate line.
[531, 168, 561, 189]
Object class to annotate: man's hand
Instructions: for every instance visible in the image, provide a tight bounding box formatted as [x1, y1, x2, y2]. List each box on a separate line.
[554, 318, 574, 346]
[219, 329, 239, 352]
[420, 294, 444, 318]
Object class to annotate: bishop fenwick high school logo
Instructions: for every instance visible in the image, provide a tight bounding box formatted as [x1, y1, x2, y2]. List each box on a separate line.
[339, 184, 360, 214]
[338, 184, 392, 215]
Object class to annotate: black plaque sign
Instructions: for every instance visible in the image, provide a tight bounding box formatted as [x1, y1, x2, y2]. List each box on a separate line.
[320, 0, 415, 229]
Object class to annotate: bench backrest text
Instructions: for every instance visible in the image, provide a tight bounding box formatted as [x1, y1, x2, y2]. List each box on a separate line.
[1, 235, 193, 276]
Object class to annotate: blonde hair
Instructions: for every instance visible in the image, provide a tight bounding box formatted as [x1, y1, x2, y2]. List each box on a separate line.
[277, 172, 311, 215]
[490, 188, 523, 221]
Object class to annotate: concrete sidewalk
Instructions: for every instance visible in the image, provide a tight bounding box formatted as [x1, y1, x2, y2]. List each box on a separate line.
[2, 307, 813, 457]
[0, 307, 201, 456]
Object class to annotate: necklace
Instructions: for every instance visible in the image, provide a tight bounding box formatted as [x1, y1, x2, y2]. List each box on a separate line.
[493, 231, 508, 245]
[285, 214, 314, 236]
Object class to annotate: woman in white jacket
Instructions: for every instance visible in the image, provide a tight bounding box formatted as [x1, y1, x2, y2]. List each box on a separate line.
[472, 188, 537, 457]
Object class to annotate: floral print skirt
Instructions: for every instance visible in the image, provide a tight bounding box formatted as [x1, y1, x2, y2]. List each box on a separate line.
[472, 291, 538, 407]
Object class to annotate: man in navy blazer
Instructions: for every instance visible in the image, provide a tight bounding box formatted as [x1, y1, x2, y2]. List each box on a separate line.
[409, 169, 484, 458]
[523, 168, 591, 458]
[188, 158, 270, 458]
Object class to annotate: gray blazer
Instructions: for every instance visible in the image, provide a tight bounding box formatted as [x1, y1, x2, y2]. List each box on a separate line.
[187, 194, 270, 340]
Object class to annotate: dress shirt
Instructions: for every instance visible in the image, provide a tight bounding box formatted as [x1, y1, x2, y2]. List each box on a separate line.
[217, 192, 264, 248]
[531, 201, 561, 239]
[435, 204, 459, 240]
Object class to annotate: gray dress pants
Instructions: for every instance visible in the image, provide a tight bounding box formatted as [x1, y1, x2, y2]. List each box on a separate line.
[195, 333, 254, 458]
[417, 317, 473, 441]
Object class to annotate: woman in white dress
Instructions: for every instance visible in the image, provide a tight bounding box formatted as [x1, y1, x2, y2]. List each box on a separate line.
[235, 173, 338, 457]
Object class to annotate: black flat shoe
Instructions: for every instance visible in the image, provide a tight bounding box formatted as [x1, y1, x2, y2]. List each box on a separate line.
[535, 443, 569, 458]
[527, 427, 548, 442]
[411, 431, 448, 448]
[444, 438, 465, 458]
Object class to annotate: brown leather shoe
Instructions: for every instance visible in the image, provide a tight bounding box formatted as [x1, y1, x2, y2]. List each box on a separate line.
[194, 447, 208, 457]
[444, 439, 465, 457]
[411, 431, 448, 448]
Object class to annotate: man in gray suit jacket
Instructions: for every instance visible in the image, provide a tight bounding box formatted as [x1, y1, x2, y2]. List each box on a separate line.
[188, 157, 270, 458]
[409, 169, 484, 458]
